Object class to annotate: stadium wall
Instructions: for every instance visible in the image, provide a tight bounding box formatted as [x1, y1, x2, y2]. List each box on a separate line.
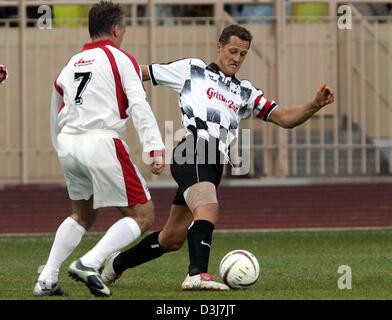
[1, 182, 392, 234]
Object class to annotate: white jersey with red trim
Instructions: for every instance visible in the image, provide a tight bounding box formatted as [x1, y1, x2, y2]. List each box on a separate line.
[148, 58, 278, 157]
[50, 39, 164, 154]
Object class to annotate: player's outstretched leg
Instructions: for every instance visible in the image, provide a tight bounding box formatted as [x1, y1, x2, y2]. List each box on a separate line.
[100, 231, 167, 285]
[101, 205, 192, 286]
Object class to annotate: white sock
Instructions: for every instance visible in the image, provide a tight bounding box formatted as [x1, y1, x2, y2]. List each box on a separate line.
[80, 217, 141, 270]
[38, 217, 86, 286]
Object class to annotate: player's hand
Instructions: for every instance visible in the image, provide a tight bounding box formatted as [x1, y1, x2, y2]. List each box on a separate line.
[151, 158, 165, 175]
[0, 65, 8, 84]
[313, 84, 334, 109]
[150, 150, 165, 175]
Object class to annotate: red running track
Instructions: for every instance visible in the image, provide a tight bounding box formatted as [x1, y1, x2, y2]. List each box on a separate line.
[0, 183, 392, 234]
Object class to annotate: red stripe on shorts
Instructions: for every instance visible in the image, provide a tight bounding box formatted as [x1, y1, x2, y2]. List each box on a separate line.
[113, 138, 148, 206]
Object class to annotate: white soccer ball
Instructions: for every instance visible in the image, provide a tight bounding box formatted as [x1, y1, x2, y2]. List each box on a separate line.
[219, 249, 260, 289]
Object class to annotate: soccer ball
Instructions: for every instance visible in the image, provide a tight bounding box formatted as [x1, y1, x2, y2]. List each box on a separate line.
[219, 249, 260, 289]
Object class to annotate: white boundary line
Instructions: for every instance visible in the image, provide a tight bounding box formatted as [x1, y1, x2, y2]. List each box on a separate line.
[36, 176, 385, 190]
[1, 177, 392, 190]
[2, 226, 392, 237]
[146, 176, 392, 188]
[213, 226, 392, 233]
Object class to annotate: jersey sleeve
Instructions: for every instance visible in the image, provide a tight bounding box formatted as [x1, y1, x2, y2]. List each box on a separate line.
[119, 53, 165, 153]
[50, 80, 64, 151]
[148, 58, 191, 93]
[249, 85, 279, 122]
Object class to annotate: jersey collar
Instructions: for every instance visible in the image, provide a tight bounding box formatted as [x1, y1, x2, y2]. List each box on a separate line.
[82, 39, 117, 51]
[207, 63, 238, 82]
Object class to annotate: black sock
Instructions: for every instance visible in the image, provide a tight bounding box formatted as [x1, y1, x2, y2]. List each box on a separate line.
[113, 231, 167, 274]
[187, 220, 215, 276]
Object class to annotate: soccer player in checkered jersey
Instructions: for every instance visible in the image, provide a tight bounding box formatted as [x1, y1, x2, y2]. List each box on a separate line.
[100, 24, 334, 291]
[33, 1, 165, 297]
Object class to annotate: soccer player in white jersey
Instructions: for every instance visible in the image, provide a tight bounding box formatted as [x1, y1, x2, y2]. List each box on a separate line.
[101, 24, 335, 291]
[33, 1, 165, 297]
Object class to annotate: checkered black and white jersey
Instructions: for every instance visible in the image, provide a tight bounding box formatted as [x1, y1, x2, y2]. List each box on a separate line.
[149, 58, 278, 157]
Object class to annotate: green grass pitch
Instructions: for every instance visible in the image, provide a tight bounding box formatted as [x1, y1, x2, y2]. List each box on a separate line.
[1, 228, 391, 300]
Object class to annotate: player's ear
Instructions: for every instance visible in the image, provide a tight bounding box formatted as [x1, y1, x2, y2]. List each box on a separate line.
[113, 24, 120, 38]
[113, 24, 124, 39]
[217, 41, 223, 53]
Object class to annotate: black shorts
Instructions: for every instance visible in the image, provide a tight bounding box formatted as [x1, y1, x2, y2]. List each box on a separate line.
[170, 134, 224, 205]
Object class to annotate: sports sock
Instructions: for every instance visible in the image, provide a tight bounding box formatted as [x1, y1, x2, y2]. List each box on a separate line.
[38, 217, 86, 286]
[187, 219, 214, 276]
[80, 217, 141, 270]
[113, 230, 167, 274]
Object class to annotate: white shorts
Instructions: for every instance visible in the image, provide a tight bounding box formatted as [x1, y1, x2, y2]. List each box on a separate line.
[57, 130, 151, 209]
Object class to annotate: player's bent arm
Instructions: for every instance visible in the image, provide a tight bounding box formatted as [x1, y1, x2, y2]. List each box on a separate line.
[140, 65, 151, 81]
[268, 84, 335, 129]
[121, 60, 165, 153]
[127, 94, 165, 173]
[268, 102, 321, 129]
[119, 54, 165, 175]
[127, 96, 165, 152]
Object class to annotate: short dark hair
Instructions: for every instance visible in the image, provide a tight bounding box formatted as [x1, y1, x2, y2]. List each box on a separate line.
[88, 1, 124, 39]
[218, 24, 252, 46]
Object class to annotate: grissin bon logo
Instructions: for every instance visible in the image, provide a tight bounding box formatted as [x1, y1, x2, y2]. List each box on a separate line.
[206, 87, 238, 112]
[74, 58, 95, 67]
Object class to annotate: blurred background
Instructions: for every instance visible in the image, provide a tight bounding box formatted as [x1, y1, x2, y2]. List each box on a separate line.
[1, 0, 392, 233]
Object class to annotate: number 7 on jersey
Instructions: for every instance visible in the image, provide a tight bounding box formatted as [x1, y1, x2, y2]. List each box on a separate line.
[74, 72, 92, 105]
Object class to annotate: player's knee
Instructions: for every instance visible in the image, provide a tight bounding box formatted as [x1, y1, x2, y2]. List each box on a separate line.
[162, 239, 184, 251]
[159, 231, 186, 251]
[142, 211, 155, 231]
[193, 203, 219, 225]
[167, 239, 184, 251]
[134, 201, 155, 233]
[70, 213, 94, 230]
